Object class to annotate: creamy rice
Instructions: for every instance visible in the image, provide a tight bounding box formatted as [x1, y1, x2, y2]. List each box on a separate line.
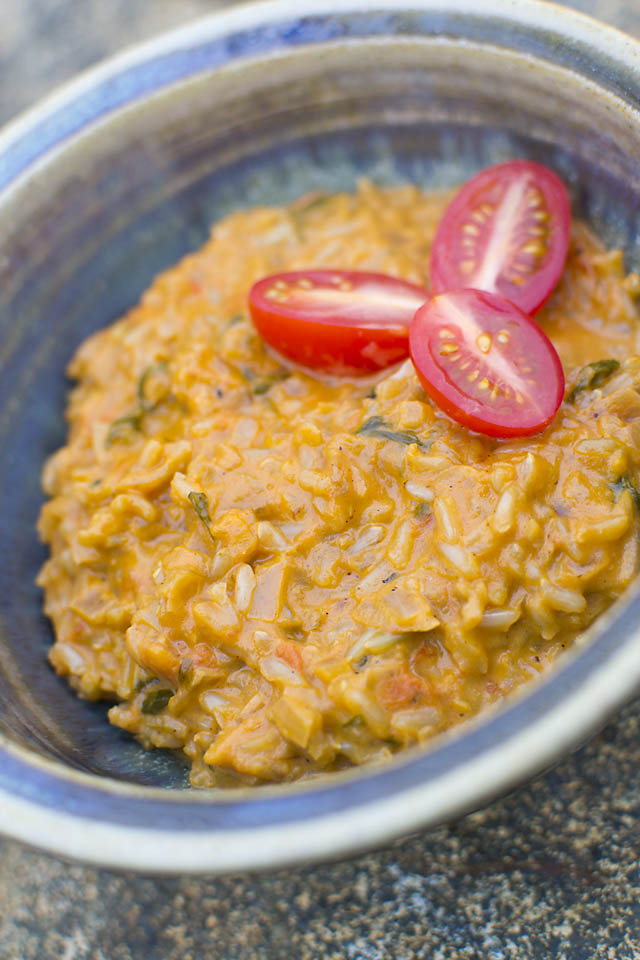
[38, 181, 640, 785]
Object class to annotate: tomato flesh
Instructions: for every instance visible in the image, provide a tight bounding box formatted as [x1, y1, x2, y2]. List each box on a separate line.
[409, 289, 565, 437]
[248, 270, 428, 375]
[430, 161, 570, 314]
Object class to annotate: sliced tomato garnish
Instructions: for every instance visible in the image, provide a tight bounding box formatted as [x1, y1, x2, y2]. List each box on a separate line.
[248, 270, 428, 375]
[430, 161, 570, 314]
[409, 289, 565, 437]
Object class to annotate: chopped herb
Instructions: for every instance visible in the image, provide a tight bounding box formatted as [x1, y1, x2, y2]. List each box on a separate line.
[568, 359, 620, 403]
[290, 193, 330, 224]
[413, 501, 431, 518]
[297, 194, 330, 214]
[253, 381, 273, 395]
[229, 314, 244, 326]
[382, 572, 398, 584]
[356, 416, 432, 452]
[188, 491, 211, 523]
[141, 688, 173, 714]
[134, 677, 152, 693]
[355, 655, 370, 671]
[188, 491, 216, 541]
[136, 369, 153, 412]
[612, 474, 640, 511]
[289, 194, 332, 236]
[106, 362, 168, 446]
[137, 361, 167, 411]
[105, 410, 143, 445]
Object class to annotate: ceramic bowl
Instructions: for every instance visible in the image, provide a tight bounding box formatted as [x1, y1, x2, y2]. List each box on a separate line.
[1, 0, 640, 874]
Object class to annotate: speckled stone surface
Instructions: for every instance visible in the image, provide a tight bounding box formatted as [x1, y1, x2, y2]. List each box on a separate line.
[1, 703, 639, 959]
[1, 2, 639, 959]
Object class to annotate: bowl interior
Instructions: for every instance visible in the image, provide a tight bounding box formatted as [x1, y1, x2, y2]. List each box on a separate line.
[2, 29, 640, 789]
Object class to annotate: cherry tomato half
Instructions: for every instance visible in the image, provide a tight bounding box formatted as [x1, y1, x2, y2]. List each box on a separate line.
[248, 270, 428, 375]
[430, 161, 570, 314]
[409, 288, 565, 437]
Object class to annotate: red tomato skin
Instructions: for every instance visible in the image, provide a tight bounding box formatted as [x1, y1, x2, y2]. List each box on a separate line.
[248, 270, 428, 376]
[430, 161, 570, 315]
[409, 289, 565, 438]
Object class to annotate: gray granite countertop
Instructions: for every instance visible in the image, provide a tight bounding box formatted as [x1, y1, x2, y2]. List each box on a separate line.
[1, 2, 639, 959]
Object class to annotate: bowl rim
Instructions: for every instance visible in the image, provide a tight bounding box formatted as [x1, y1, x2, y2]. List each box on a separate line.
[2, 0, 640, 874]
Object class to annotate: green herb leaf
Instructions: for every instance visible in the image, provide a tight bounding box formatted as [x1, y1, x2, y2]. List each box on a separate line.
[253, 381, 274, 395]
[137, 361, 167, 411]
[297, 194, 330, 214]
[289, 194, 332, 236]
[568, 359, 620, 403]
[612, 474, 640, 511]
[356, 416, 432, 452]
[188, 491, 216, 541]
[290, 193, 330, 222]
[105, 410, 143, 445]
[141, 688, 173, 714]
[413, 501, 431, 518]
[188, 491, 211, 523]
[229, 314, 244, 326]
[106, 362, 168, 446]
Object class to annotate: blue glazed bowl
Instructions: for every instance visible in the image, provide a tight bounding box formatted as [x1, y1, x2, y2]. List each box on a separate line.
[1, 0, 640, 873]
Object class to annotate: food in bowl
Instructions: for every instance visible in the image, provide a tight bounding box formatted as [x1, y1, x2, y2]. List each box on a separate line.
[37, 168, 640, 787]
